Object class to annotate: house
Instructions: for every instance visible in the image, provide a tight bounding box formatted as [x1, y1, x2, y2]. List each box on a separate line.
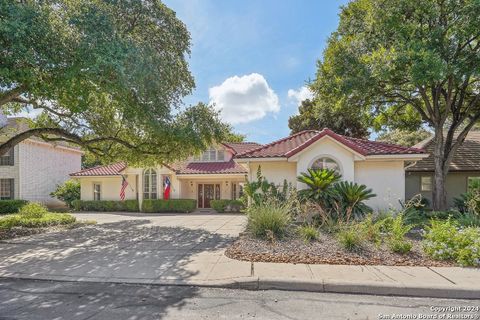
[406, 131, 480, 208]
[71, 128, 427, 211]
[0, 115, 83, 207]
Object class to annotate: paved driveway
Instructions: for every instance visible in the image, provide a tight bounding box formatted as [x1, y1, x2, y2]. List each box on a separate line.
[0, 213, 248, 284]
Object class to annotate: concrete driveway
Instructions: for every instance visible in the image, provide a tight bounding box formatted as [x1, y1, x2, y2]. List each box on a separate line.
[0, 212, 249, 284]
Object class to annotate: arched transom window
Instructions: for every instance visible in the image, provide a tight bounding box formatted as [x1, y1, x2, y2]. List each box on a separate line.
[311, 157, 340, 172]
[143, 168, 157, 199]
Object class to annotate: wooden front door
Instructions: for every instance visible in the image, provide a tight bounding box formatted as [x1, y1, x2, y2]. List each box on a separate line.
[197, 183, 221, 208]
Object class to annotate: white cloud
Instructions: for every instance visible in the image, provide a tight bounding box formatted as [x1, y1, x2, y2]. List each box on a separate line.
[287, 86, 314, 105]
[209, 73, 280, 124]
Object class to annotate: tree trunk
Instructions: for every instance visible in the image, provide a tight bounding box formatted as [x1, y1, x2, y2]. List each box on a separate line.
[431, 129, 448, 211]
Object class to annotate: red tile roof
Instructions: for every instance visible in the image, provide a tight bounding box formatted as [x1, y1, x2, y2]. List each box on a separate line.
[222, 142, 263, 155]
[70, 162, 127, 176]
[236, 129, 425, 159]
[171, 160, 247, 175]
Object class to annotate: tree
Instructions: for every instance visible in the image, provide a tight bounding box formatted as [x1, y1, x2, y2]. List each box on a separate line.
[0, 0, 227, 165]
[224, 126, 246, 143]
[377, 129, 431, 147]
[313, 0, 480, 210]
[288, 99, 369, 138]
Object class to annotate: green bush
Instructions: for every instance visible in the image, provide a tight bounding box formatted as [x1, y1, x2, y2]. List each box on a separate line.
[0, 200, 28, 214]
[423, 219, 480, 266]
[359, 214, 383, 245]
[73, 200, 139, 212]
[387, 238, 412, 254]
[211, 200, 244, 213]
[456, 212, 480, 227]
[0, 203, 76, 230]
[297, 225, 319, 243]
[247, 201, 291, 240]
[337, 226, 363, 251]
[50, 180, 80, 208]
[142, 199, 196, 213]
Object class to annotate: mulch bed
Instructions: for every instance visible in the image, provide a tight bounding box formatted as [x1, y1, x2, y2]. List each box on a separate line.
[0, 223, 85, 241]
[225, 232, 455, 267]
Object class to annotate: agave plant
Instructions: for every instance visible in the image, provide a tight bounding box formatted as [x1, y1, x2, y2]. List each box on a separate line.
[328, 181, 376, 221]
[297, 168, 341, 202]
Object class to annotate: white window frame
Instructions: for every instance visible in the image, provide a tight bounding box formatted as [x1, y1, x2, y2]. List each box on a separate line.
[93, 183, 101, 201]
[143, 168, 158, 200]
[310, 156, 342, 173]
[420, 176, 432, 192]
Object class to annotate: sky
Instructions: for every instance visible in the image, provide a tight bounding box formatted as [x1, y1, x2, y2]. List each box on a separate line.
[163, 0, 350, 144]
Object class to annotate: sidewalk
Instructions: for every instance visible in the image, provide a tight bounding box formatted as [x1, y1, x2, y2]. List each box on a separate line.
[1, 249, 479, 299]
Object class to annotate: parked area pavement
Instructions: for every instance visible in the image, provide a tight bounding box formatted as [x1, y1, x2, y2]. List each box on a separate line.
[0, 212, 479, 299]
[1, 278, 479, 320]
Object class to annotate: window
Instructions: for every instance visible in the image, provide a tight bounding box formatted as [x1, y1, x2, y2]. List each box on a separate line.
[311, 157, 340, 172]
[143, 168, 157, 199]
[194, 148, 225, 162]
[93, 183, 101, 201]
[421, 176, 432, 192]
[0, 148, 13, 166]
[467, 177, 480, 191]
[0, 179, 13, 200]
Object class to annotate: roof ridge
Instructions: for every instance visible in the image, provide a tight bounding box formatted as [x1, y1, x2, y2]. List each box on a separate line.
[236, 130, 319, 157]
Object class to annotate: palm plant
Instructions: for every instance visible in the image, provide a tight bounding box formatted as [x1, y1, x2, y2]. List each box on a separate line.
[297, 169, 341, 202]
[328, 181, 376, 221]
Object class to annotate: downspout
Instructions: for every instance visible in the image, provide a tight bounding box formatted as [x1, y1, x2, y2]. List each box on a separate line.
[404, 161, 418, 171]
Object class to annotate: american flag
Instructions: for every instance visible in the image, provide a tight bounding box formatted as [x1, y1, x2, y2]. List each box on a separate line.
[120, 175, 128, 200]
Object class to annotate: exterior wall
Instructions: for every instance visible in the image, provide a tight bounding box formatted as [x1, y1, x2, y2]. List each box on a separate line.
[79, 175, 137, 201]
[405, 171, 480, 208]
[247, 161, 297, 187]
[295, 137, 356, 187]
[19, 141, 82, 206]
[0, 145, 20, 199]
[179, 177, 246, 207]
[355, 160, 405, 210]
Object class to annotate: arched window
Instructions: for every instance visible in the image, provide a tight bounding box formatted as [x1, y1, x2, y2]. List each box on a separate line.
[143, 169, 157, 199]
[311, 157, 340, 172]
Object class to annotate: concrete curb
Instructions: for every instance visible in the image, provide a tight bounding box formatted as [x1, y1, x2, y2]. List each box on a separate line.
[1, 273, 479, 300]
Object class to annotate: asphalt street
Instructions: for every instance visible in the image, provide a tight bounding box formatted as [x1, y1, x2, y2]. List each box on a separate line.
[0, 279, 478, 320]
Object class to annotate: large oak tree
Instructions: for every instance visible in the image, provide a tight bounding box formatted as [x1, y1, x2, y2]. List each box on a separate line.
[313, 0, 480, 210]
[0, 0, 227, 165]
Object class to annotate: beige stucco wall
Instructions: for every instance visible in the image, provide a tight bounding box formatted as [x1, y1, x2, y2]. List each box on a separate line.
[295, 137, 356, 187]
[355, 160, 405, 210]
[178, 177, 246, 201]
[80, 175, 137, 201]
[247, 161, 297, 187]
[19, 140, 82, 206]
[405, 171, 480, 208]
[0, 145, 20, 198]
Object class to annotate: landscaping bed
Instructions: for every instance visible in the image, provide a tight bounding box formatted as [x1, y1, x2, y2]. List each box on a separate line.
[0, 223, 87, 241]
[225, 231, 454, 267]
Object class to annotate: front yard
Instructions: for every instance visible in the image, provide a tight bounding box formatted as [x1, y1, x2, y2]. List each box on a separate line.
[226, 168, 480, 268]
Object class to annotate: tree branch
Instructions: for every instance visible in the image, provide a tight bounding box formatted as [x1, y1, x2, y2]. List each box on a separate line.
[0, 86, 25, 106]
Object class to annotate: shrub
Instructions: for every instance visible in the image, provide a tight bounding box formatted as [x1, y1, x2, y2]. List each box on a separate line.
[0, 200, 28, 214]
[247, 201, 291, 240]
[359, 214, 382, 245]
[19, 203, 49, 219]
[142, 199, 196, 213]
[455, 228, 480, 267]
[456, 212, 480, 227]
[73, 200, 139, 212]
[297, 168, 341, 202]
[389, 213, 413, 240]
[337, 225, 363, 251]
[328, 181, 376, 220]
[387, 238, 412, 254]
[297, 225, 318, 243]
[211, 200, 244, 213]
[50, 180, 80, 208]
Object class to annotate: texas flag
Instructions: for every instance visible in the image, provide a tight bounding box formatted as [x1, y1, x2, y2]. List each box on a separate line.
[163, 176, 171, 200]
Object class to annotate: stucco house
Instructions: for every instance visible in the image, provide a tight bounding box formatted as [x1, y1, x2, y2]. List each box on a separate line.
[406, 131, 480, 208]
[71, 128, 427, 211]
[0, 116, 83, 207]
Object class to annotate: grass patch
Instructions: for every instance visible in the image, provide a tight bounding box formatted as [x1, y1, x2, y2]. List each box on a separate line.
[337, 226, 363, 251]
[297, 225, 319, 243]
[247, 202, 291, 240]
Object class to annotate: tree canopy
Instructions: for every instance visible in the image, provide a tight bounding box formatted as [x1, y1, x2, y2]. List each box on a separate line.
[376, 129, 431, 147]
[0, 0, 227, 165]
[288, 99, 369, 138]
[313, 0, 480, 209]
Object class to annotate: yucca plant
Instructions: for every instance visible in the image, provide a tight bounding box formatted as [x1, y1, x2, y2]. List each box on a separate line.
[328, 181, 375, 221]
[297, 169, 341, 202]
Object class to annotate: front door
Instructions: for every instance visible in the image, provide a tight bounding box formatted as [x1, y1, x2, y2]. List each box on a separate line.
[197, 183, 221, 208]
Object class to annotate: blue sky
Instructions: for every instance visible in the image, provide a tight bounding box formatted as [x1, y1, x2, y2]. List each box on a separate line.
[163, 0, 350, 144]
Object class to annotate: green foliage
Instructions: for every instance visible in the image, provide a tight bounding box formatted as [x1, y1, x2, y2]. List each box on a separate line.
[423, 219, 480, 266]
[247, 200, 291, 240]
[0, 200, 28, 214]
[387, 238, 413, 254]
[376, 129, 431, 147]
[297, 168, 341, 202]
[297, 225, 319, 243]
[0, 203, 76, 230]
[328, 181, 376, 219]
[73, 200, 139, 212]
[0, 0, 228, 164]
[337, 225, 363, 251]
[456, 212, 480, 228]
[243, 167, 294, 206]
[288, 99, 369, 138]
[141, 199, 196, 213]
[358, 214, 383, 245]
[389, 214, 413, 241]
[211, 200, 244, 213]
[50, 180, 80, 208]
[454, 184, 480, 216]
